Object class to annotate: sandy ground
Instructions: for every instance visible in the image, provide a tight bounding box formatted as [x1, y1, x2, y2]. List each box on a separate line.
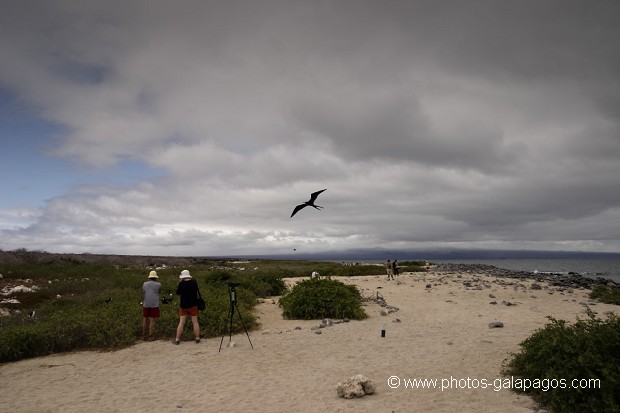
[1, 269, 617, 413]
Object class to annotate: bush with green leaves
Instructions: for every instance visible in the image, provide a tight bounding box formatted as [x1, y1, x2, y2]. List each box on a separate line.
[590, 284, 620, 305]
[399, 261, 427, 272]
[204, 269, 287, 297]
[502, 311, 620, 413]
[279, 278, 367, 320]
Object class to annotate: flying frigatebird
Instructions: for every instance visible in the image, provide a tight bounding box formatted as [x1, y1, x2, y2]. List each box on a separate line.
[290, 189, 326, 218]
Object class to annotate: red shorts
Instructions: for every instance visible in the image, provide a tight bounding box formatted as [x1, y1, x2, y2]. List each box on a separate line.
[179, 306, 198, 317]
[143, 307, 160, 318]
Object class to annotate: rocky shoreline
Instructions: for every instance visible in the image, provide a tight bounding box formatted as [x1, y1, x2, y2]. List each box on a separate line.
[430, 263, 618, 289]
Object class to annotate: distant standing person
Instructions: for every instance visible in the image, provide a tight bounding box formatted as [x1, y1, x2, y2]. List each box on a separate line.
[175, 270, 202, 344]
[142, 270, 162, 341]
[386, 259, 394, 280]
[392, 259, 400, 277]
[311, 271, 321, 279]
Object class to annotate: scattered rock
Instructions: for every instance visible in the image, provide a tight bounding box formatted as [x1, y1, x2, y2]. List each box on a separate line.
[315, 330, 322, 335]
[432, 263, 617, 291]
[261, 329, 283, 335]
[489, 301, 497, 305]
[425, 284, 432, 289]
[336, 375, 376, 399]
[392, 318, 401, 323]
[488, 322, 504, 329]
[1, 285, 39, 295]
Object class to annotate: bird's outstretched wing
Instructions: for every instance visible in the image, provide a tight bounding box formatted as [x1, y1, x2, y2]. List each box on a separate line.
[290, 204, 307, 218]
[308, 189, 327, 203]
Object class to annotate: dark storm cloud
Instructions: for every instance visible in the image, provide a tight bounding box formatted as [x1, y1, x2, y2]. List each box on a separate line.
[291, 92, 524, 172]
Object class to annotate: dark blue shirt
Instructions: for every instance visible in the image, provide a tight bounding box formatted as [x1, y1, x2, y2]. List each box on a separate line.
[176, 279, 200, 309]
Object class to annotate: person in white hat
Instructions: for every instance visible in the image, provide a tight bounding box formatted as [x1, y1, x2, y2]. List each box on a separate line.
[174, 269, 202, 344]
[142, 270, 162, 340]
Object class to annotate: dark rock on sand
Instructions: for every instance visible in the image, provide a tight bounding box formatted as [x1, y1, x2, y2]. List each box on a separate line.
[431, 263, 617, 290]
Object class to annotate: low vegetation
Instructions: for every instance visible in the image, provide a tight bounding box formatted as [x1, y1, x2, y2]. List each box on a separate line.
[279, 278, 368, 320]
[502, 311, 620, 413]
[1, 249, 410, 363]
[589, 284, 620, 305]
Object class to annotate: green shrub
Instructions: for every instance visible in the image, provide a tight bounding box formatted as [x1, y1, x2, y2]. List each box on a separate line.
[198, 284, 257, 338]
[0, 325, 53, 362]
[502, 312, 620, 413]
[203, 268, 286, 298]
[399, 261, 427, 272]
[590, 285, 620, 305]
[204, 269, 236, 285]
[243, 274, 287, 297]
[279, 278, 367, 320]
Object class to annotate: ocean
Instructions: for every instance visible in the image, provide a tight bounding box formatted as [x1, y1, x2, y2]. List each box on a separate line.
[432, 259, 620, 283]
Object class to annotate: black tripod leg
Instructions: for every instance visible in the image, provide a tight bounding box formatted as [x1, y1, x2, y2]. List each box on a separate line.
[218, 298, 254, 351]
[228, 301, 234, 343]
[235, 302, 254, 349]
[218, 301, 235, 352]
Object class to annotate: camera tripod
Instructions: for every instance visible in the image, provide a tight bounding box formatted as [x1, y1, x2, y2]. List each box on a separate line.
[219, 283, 254, 352]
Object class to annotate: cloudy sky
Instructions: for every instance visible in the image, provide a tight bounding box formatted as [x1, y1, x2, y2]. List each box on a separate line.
[1, 0, 619, 257]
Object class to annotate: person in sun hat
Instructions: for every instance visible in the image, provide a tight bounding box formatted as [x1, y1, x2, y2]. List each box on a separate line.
[174, 269, 202, 344]
[142, 270, 162, 341]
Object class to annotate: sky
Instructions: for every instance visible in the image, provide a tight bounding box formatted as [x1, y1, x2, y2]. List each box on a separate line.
[1, 0, 619, 257]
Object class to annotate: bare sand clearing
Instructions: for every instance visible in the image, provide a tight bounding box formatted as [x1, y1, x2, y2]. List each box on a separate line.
[1, 269, 617, 413]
